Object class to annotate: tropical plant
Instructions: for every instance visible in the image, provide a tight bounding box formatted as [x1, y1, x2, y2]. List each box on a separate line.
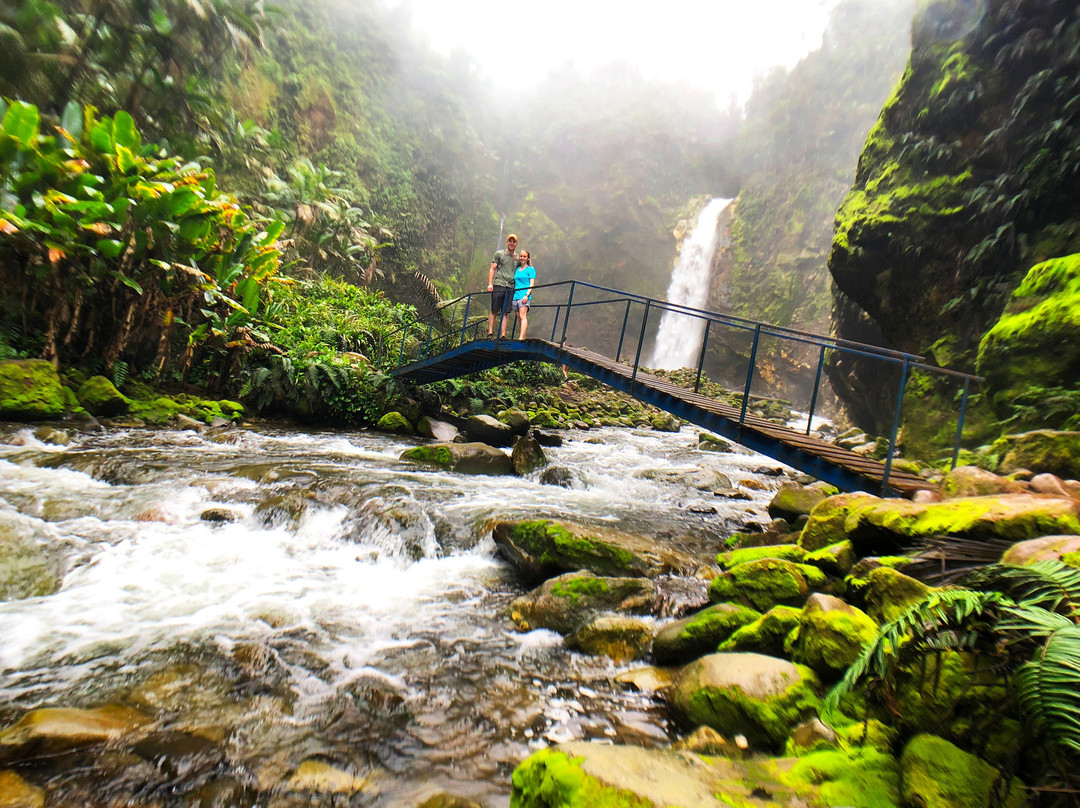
[829, 562, 1080, 780]
[0, 99, 284, 383]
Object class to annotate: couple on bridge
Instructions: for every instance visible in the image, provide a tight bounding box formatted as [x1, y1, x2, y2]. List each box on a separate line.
[486, 233, 536, 340]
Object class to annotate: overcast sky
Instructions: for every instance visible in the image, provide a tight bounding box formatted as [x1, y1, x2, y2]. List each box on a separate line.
[396, 0, 843, 104]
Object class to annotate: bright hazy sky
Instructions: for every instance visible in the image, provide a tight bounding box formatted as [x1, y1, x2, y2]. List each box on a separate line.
[397, 0, 843, 104]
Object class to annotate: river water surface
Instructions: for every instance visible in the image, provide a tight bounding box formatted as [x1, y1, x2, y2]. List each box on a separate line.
[0, 422, 790, 807]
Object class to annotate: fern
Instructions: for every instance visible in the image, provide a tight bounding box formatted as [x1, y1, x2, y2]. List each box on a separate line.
[1013, 625, 1080, 754]
[111, 359, 130, 389]
[965, 561, 1080, 619]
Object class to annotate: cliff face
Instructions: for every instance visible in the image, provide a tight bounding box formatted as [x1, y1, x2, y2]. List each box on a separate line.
[828, 0, 1080, 440]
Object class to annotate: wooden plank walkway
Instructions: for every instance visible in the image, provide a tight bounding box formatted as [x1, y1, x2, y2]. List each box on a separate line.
[392, 338, 932, 497]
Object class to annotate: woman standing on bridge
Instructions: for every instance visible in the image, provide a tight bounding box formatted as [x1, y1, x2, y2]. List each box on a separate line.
[512, 250, 535, 339]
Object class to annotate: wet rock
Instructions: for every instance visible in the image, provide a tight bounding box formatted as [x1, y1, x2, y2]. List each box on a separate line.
[787, 594, 879, 679]
[753, 466, 785, 476]
[667, 653, 822, 750]
[33, 427, 70, 445]
[175, 413, 205, 431]
[129, 664, 233, 716]
[566, 615, 653, 663]
[768, 482, 836, 522]
[252, 492, 316, 530]
[209, 416, 232, 429]
[415, 794, 483, 808]
[464, 414, 515, 447]
[901, 734, 1026, 808]
[497, 408, 531, 435]
[538, 465, 583, 489]
[708, 558, 826, 611]
[131, 730, 225, 782]
[718, 605, 803, 657]
[0, 770, 44, 808]
[671, 725, 744, 757]
[233, 463, 317, 485]
[787, 718, 838, 754]
[0, 514, 62, 601]
[492, 519, 697, 581]
[652, 603, 762, 666]
[416, 416, 458, 442]
[286, 759, 371, 794]
[400, 442, 514, 476]
[0, 705, 152, 753]
[636, 467, 732, 492]
[650, 412, 680, 432]
[531, 429, 563, 447]
[509, 571, 657, 634]
[511, 435, 547, 476]
[941, 466, 1026, 498]
[859, 567, 932, 624]
[985, 430, 1080, 479]
[200, 508, 239, 523]
[697, 433, 733, 453]
[614, 666, 675, 693]
[1000, 535, 1080, 566]
[376, 411, 414, 435]
[0, 360, 65, 420]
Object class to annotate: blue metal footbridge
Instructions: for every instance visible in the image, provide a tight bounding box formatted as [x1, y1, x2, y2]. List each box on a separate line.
[379, 280, 980, 497]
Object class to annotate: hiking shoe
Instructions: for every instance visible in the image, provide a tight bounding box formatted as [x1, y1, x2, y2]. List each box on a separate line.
[486, 332, 494, 339]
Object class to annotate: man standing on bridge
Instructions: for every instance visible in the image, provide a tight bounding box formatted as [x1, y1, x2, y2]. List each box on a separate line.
[487, 233, 518, 339]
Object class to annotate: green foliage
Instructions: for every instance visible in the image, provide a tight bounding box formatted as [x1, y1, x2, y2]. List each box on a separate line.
[0, 100, 283, 379]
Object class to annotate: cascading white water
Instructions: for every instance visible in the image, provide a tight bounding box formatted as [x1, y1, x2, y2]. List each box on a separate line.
[650, 197, 733, 369]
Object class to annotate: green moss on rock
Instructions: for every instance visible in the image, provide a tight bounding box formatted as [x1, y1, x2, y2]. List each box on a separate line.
[376, 411, 415, 435]
[798, 493, 879, 551]
[0, 360, 65, 420]
[76, 376, 132, 416]
[718, 605, 803, 657]
[652, 603, 762, 665]
[719, 544, 807, 569]
[709, 558, 827, 611]
[983, 430, 1080, 479]
[780, 748, 900, 808]
[786, 594, 878, 679]
[900, 734, 1026, 808]
[510, 748, 654, 808]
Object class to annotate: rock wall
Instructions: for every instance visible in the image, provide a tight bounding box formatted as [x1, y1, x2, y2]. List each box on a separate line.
[827, 0, 1080, 438]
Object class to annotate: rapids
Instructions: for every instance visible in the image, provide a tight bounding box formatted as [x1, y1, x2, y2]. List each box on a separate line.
[0, 422, 791, 806]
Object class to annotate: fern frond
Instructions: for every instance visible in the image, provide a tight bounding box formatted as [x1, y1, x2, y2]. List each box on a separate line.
[1014, 625, 1080, 754]
[964, 561, 1080, 618]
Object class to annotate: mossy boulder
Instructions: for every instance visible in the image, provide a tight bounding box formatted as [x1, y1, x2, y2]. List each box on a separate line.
[497, 408, 531, 435]
[941, 466, 1026, 498]
[0, 515, 62, 601]
[836, 720, 898, 754]
[983, 430, 1080, 479]
[779, 747, 900, 808]
[977, 254, 1080, 410]
[511, 435, 547, 475]
[803, 541, 856, 577]
[400, 442, 513, 476]
[376, 411, 414, 435]
[667, 652, 822, 751]
[708, 558, 827, 611]
[769, 483, 838, 522]
[859, 567, 932, 624]
[491, 519, 696, 582]
[649, 411, 680, 432]
[0, 359, 65, 420]
[900, 734, 1026, 808]
[652, 603, 762, 666]
[798, 492, 879, 551]
[718, 605, 803, 657]
[509, 571, 656, 635]
[718, 544, 806, 569]
[566, 615, 653, 663]
[786, 594, 878, 679]
[76, 375, 131, 416]
[1001, 535, 1080, 566]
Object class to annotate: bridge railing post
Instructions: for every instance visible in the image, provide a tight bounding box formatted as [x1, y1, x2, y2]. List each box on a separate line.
[616, 298, 632, 363]
[550, 306, 561, 342]
[694, 319, 711, 393]
[423, 311, 434, 360]
[459, 295, 471, 347]
[559, 282, 576, 347]
[739, 324, 762, 424]
[631, 299, 652, 385]
[881, 356, 910, 493]
[951, 377, 972, 470]
[397, 322, 408, 369]
[806, 346, 826, 435]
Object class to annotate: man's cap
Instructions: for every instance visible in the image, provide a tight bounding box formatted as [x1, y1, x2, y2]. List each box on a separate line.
[507, 233, 518, 241]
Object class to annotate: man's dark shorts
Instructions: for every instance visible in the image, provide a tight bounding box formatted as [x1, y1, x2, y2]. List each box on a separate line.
[491, 285, 512, 314]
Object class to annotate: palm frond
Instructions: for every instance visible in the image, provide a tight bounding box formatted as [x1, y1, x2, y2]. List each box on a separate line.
[964, 561, 1080, 619]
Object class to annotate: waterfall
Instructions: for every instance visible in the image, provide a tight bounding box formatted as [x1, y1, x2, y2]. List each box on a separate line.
[650, 197, 733, 370]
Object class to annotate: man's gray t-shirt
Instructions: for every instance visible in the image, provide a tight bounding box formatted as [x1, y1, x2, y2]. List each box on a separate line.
[492, 249, 517, 288]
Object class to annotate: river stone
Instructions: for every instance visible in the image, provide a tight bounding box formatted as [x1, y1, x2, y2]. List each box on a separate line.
[986, 430, 1080, 479]
[718, 605, 803, 657]
[416, 794, 483, 808]
[650, 411, 680, 432]
[511, 435, 546, 475]
[376, 411, 414, 435]
[708, 558, 826, 611]
[286, 759, 370, 794]
[252, 492, 316, 530]
[400, 442, 513, 476]
[566, 615, 653, 663]
[464, 414, 515, 447]
[900, 734, 1027, 808]
[786, 594, 878, 679]
[802, 540, 856, 576]
[497, 408, 531, 435]
[1000, 535, 1080, 566]
[538, 465, 582, 488]
[671, 725, 744, 757]
[491, 519, 697, 581]
[509, 571, 656, 635]
[698, 433, 733, 453]
[797, 492, 879, 551]
[1029, 473, 1078, 498]
[652, 603, 762, 666]
[614, 666, 675, 693]
[768, 482, 836, 522]
[33, 426, 70, 445]
[0, 770, 44, 808]
[0, 360, 65, 420]
[941, 466, 1026, 498]
[636, 466, 732, 492]
[531, 429, 563, 447]
[0, 705, 152, 752]
[416, 416, 458, 442]
[667, 653, 822, 750]
[0, 516, 61, 602]
[787, 718, 839, 754]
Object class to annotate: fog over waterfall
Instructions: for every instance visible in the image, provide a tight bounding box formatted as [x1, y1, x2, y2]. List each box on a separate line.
[650, 198, 733, 370]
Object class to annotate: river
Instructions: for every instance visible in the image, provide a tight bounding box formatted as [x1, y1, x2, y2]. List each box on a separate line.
[0, 422, 792, 807]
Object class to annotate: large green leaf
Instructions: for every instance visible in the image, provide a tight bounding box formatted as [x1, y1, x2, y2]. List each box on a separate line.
[115, 145, 139, 174]
[2, 101, 40, 147]
[168, 188, 200, 216]
[237, 277, 260, 314]
[112, 112, 140, 151]
[60, 102, 83, 141]
[1014, 624, 1080, 754]
[96, 239, 125, 259]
